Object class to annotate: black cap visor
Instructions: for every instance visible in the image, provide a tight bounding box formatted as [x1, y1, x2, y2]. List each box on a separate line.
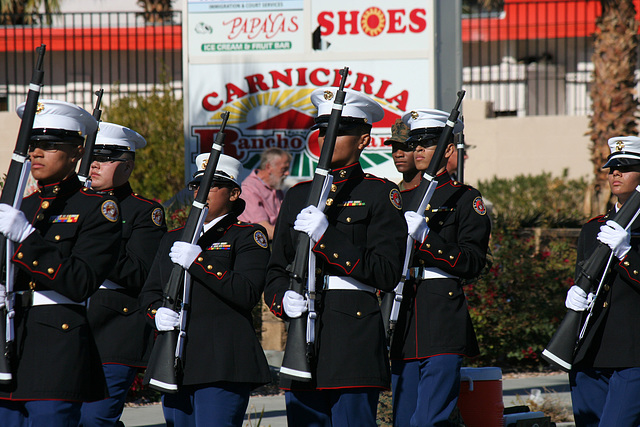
[189, 170, 239, 190]
[406, 128, 443, 149]
[311, 115, 370, 131]
[30, 128, 84, 145]
[603, 154, 640, 169]
[93, 145, 134, 160]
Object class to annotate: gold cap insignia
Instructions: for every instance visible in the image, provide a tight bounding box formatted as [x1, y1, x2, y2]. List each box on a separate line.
[410, 111, 419, 120]
[324, 90, 334, 101]
[36, 102, 45, 114]
[202, 158, 208, 169]
[616, 140, 625, 151]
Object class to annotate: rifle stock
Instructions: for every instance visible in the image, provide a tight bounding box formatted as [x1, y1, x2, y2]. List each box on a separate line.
[77, 89, 104, 187]
[381, 90, 466, 345]
[0, 44, 46, 385]
[143, 112, 230, 393]
[279, 68, 349, 382]
[542, 188, 640, 371]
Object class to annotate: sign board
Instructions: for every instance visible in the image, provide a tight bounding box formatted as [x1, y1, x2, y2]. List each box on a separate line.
[184, 0, 461, 183]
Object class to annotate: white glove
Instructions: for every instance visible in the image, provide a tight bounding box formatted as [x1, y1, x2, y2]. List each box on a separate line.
[155, 307, 180, 331]
[405, 211, 429, 243]
[598, 220, 632, 260]
[565, 285, 595, 311]
[0, 204, 35, 243]
[169, 241, 201, 270]
[283, 290, 308, 319]
[0, 284, 5, 310]
[294, 205, 329, 242]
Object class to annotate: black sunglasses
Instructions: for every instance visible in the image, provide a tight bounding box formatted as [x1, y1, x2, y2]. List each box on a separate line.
[92, 156, 129, 164]
[29, 141, 77, 152]
[318, 127, 361, 138]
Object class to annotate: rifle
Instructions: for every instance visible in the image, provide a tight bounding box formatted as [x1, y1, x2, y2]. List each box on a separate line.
[143, 111, 230, 393]
[381, 90, 466, 346]
[278, 67, 349, 382]
[77, 89, 104, 188]
[0, 44, 46, 384]
[455, 132, 465, 183]
[541, 187, 640, 371]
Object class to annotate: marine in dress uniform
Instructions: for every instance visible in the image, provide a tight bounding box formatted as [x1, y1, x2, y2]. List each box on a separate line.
[139, 154, 271, 427]
[79, 123, 167, 427]
[568, 136, 640, 426]
[264, 88, 407, 426]
[389, 110, 491, 427]
[0, 100, 122, 426]
[384, 119, 422, 192]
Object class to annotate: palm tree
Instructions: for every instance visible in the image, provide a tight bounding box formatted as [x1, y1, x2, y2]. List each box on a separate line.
[588, 0, 638, 216]
[137, 0, 173, 24]
[0, 0, 61, 25]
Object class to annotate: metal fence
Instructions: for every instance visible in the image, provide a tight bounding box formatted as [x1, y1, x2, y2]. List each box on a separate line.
[2, 3, 637, 117]
[462, 0, 627, 117]
[0, 11, 182, 113]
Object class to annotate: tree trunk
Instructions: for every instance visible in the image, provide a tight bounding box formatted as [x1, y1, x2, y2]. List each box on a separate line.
[589, 0, 638, 216]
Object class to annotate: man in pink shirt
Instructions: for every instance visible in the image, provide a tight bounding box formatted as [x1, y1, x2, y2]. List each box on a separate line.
[238, 148, 291, 240]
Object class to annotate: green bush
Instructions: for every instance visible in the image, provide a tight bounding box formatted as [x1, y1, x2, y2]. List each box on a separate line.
[477, 170, 590, 228]
[103, 82, 184, 203]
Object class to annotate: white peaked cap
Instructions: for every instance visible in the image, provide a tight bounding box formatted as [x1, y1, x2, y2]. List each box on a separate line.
[311, 88, 384, 125]
[95, 122, 147, 151]
[193, 153, 242, 186]
[401, 109, 464, 134]
[17, 99, 97, 137]
[603, 136, 640, 168]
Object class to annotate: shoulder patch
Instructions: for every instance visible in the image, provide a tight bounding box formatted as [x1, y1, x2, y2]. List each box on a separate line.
[101, 200, 119, 222]
[254, 230, 268, 248]
[151, 207, 164, 226]
[389, 188, 403, 210]
[472, 196, 487, 215]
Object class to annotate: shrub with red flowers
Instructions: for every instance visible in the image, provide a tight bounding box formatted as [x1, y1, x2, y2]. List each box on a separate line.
[166, 203, 191, 231]
[465, 227, 578, 370]
[463, 172, 589, 370]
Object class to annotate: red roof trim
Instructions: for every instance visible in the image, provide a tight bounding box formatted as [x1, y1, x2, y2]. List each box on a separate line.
[462, 0, 605, 42]
[0, 25, 182, 52]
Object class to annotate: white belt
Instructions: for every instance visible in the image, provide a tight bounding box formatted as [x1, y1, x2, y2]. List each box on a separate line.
[99, 279, 124, 290]
[324, 276, 376, 293]
[32, 290, 85, 306]
[414, 267, 458, 280]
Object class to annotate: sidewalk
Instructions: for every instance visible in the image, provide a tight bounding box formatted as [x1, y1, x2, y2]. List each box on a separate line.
[121, 371, 574, 427]
[120, 394, 287, 427]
